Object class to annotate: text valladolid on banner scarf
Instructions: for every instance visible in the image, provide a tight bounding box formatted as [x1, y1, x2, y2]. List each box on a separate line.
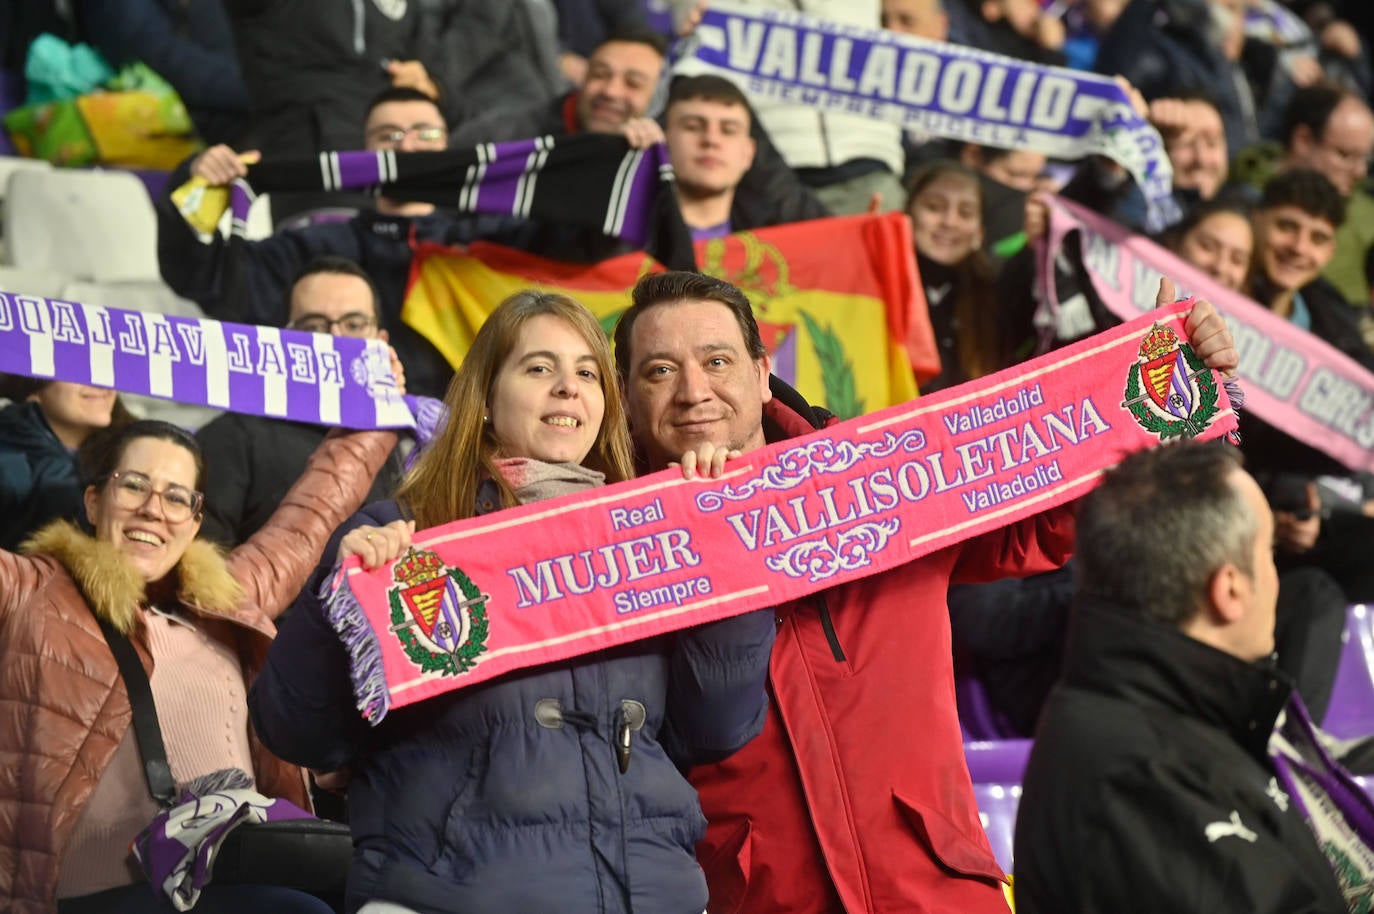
[673, 1, 1178, 231]
[170, 133, 695, 269]
[327, 300, 1237, 722]
[1040, 195, 1374, 473]
[403, 213, 933, 420]
[0, 290, 417, 429]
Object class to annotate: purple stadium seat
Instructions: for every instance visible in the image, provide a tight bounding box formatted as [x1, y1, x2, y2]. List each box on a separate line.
[971, 782, 1020, 875]
[1323, 604, 1374, 740]
[965, 738, 1033, 785]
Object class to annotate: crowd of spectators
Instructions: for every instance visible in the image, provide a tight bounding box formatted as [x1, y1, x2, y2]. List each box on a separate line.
[2, 0, 1374, 911]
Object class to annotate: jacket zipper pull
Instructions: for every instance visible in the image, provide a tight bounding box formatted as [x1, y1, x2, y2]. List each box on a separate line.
[614, 699, 646, 775]
[616, 716, 633, 774]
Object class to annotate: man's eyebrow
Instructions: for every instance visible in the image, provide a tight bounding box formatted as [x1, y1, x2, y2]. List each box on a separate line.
[636, 342, 738, 365]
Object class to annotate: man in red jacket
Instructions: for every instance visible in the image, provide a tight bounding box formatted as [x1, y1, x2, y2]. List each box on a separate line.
[613, 269, 1238, 913]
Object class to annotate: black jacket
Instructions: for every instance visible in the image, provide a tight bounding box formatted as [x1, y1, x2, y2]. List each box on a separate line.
[225, 0, 436, 156]
[1095, 0, 1257, 155]
[1014, 601, 1348, 914]
[195, 412, 404, 548]
[75, 0, 251, 146]
[451, 91, 829, 234]
[156, 154, 484, 398]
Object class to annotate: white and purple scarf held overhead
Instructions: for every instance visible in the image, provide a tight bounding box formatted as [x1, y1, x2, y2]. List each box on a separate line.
[674, 2, 1180, 231]
[0, 291, 430, 431]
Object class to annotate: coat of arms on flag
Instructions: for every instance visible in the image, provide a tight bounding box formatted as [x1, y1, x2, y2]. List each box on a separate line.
[1122, 323, 1220, 440]
[387, 547, 490, 675]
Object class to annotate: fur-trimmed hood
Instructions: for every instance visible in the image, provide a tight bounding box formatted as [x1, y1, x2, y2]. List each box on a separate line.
[21, 520, 244, 634]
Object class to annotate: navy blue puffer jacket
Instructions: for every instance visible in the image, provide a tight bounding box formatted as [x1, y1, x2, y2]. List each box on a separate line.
[250, 495, 774, 914]
[0, 402, 83, 551]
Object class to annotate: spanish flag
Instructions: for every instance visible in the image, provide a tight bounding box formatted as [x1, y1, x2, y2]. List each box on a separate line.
[402, 213, 934, 419]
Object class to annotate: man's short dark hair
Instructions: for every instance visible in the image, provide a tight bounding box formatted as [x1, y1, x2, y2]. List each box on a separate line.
[667, 74, 753, 125]
[1260, 168, 1346, 228]
[614, 272, 765, 380]
[287, 256, 384, 326]
[366, 86, 445, 120]
[1280, 82, 1350, 150]
[1076, 443, 1255, 626]
[595, 27, 670, 59]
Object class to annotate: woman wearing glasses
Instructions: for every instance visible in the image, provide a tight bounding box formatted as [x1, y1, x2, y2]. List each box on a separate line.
[0, 418, 398, 913]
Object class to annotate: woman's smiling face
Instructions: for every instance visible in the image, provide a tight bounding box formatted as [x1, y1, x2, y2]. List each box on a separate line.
[487, 315, 606, 465]
[908, 172, 984, 266]
[84, 436, 203, 583]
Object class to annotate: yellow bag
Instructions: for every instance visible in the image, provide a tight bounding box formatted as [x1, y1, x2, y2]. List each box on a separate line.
[76, 89, 201, 170]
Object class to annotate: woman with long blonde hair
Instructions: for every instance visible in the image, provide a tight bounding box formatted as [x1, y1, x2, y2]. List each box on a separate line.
[251, 290, 775, 914]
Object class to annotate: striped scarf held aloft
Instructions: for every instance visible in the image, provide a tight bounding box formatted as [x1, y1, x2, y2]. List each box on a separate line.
[173, 133, 696, 269]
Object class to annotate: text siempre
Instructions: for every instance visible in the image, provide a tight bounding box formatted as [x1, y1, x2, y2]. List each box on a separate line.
[506, 498, 710, 614]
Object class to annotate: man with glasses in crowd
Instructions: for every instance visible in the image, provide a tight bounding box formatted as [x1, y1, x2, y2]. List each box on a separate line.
[192, 256, 406, 550]
[157, 86, 472, 398]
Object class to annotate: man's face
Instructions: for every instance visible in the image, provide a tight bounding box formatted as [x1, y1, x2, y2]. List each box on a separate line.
[1082, 0, 1128, 32]
[1229, 469, 1278, 661]
[665, 98, 756, 198]
[578, 41, 664, 134]
[980, 149, 1046, 192]
[364, 100, 448, 152]
[1290, 97, 1374, 197]
[882, 0, 949, 41]
[1255, 205, 1337, 293]
[288, 272, 384, 339]
[1165, 102, 1228, 200]
[623, 299, 772, 471]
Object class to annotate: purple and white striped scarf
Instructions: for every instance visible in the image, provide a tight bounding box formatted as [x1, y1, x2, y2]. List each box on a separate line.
[0, 290, 444, 438]
[674, 1, 1180, 232]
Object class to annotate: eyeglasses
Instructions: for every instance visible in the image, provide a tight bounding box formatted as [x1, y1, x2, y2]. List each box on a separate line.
[102, 470, 204, 522]
[288, 312, 378, 336]
[366, 124, 447, 145]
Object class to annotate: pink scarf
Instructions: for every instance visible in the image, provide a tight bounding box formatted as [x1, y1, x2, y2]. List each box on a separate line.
[326, 300, 1238, 722]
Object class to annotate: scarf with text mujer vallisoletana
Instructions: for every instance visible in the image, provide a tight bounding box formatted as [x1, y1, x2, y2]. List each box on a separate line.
[325, 300, 1237, 723]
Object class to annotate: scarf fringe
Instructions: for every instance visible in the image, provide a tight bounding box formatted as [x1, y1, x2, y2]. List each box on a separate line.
[403, 394, 448, 472]
[321, 568, 392, 723]
[1223, 375, 1246, 446]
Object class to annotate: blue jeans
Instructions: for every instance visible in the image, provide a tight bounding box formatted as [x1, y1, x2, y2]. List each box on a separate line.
[58, 883, 336, 914]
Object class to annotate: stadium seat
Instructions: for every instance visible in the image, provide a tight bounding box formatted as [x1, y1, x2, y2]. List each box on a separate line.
[0, 265, 67, 298]
[0, 156, 53, 197]
[966, 740, 1032, 878]
[0, 157, 54, 259]
[3, 168, 160, 281]
[972, 782, 1020, 875]
[1324, 604, 1374, 740]
[965, 738, 1032, 786]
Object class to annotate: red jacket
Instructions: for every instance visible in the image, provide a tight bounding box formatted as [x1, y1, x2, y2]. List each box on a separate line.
[689, 392, 1075, 914]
